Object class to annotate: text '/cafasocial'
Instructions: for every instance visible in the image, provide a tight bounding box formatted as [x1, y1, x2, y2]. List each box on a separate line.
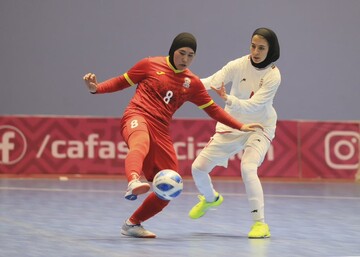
[35, 134, 274, 161]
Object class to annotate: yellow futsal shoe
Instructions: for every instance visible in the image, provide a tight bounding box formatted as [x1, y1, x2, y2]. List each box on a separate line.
[248, 221, 271, 238]
[189, 193, 224, 219]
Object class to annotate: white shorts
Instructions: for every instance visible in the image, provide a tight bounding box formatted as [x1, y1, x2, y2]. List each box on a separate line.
[198, 131, 271, 168]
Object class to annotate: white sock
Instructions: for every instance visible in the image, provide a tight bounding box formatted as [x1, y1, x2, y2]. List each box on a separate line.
[192, 167, 217, 202]
[242, 162, 265, 223]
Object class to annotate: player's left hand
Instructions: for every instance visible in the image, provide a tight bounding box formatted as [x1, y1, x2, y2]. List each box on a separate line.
[240, 123, 264, 132]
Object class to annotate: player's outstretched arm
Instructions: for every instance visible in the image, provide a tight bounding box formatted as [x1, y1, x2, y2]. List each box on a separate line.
[83, 73, 98, 93]
[203, 103, 264, 132]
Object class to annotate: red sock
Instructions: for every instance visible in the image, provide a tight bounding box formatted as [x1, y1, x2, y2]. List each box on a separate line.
[125, 149, 145, 181]
[125, 131, 150, 182]
[129, 192, 170, 224]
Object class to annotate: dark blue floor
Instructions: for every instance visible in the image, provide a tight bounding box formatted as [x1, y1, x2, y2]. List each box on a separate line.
[1, 178, 360, 257]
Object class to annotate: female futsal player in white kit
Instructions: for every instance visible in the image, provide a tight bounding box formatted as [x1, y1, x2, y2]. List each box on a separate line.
[188, 27, 281, 238]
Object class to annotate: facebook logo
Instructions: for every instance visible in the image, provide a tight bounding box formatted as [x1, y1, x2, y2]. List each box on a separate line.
[0, 131, 15, 163]
[0, 125, 27, 165]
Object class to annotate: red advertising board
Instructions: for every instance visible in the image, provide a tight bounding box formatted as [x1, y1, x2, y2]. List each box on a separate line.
[0, 116, 123, 175]
[0, 116, 359, 179]
[300, 121, 360, 179]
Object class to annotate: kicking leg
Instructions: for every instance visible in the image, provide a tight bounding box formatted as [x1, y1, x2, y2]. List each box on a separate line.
[124, 130, 151, 200]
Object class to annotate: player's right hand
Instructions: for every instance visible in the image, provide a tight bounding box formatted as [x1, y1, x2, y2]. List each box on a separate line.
[83, 73, 98, 93]
[240, 123, 264, 132]
[210, 82, 228, 101]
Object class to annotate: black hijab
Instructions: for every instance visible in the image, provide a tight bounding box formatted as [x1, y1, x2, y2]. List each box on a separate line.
[250, 28, 280, 69]
[168, 32, 197, 69]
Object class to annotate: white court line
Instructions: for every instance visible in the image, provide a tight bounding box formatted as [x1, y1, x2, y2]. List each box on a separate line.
[0, 186, 359, 200]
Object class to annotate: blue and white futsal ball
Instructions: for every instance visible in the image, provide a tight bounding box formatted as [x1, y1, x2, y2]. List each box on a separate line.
[153, 169, 183, 201]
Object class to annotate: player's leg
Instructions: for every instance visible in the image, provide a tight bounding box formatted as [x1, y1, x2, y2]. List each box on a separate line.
[241, 133, 271, 238]
[189, 154, 224, 219]
[121, 116, 151, 200]
[192, 155, 218, 201]
[189, 133, 241, 219]
[121, 132, 177, 238]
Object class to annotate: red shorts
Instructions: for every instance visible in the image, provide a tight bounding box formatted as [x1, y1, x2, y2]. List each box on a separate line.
[120, 114, 178, 181]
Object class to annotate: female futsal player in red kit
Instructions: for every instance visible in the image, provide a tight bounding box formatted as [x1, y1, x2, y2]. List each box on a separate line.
[83, 32, 263, 238]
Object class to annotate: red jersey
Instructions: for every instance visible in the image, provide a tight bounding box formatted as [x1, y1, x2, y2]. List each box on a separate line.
[96, 56, 243, 131]
[98, 56, 213, 126]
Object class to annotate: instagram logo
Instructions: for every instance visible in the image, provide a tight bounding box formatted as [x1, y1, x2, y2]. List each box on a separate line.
[0, 125, 27, 165]
[324, 131, 359, 170]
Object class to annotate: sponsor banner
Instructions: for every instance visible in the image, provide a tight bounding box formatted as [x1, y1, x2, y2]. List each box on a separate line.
[0, 116, 358, 179]
[300, 121, 360, 179]
[0, 116, 124, 175]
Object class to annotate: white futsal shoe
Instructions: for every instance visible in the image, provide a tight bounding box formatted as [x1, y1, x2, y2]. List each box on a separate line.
[121, 221, 156, 238]
[124, 179, 150, 200]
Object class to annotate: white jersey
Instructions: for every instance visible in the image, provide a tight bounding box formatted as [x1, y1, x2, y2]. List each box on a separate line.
[201, 55, 281, 140]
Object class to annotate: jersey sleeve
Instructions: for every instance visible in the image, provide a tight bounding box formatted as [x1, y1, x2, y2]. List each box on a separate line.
[201, 58, 241, 89]
[189, 79, 215, 108]
[95, 76, 131, 93]
[124, 57, 149, 85]
[95, 58, 149, 94]
[226, 68, 281, 113]
[203, 103, 243, 130]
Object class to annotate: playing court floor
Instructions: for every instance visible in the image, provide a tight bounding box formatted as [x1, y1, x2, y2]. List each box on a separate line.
[1, 177, 359, 257]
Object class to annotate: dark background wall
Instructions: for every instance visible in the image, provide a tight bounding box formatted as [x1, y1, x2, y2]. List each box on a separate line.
[1, 0, 359, 121]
